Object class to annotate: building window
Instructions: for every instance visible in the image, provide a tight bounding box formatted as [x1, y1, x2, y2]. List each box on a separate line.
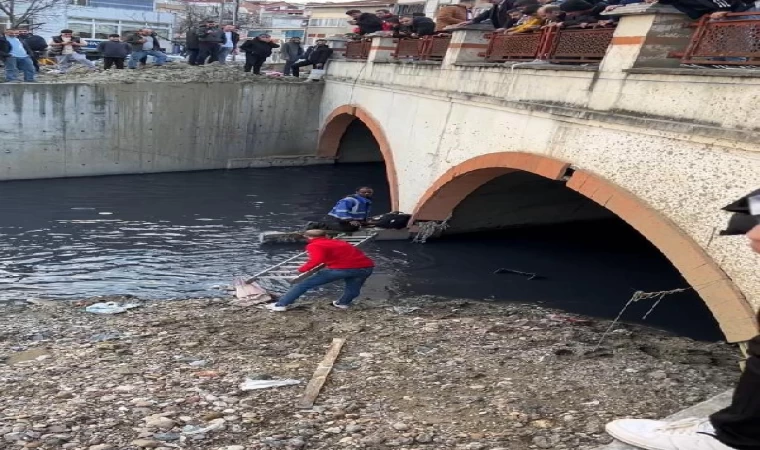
[283, 30, 305, 39]
[396, 3, 425, 15]
[69, 22, 93, 38]
[94, 24, 119, 39]
[69, 0, 154, 11]
[308, 18, 345, 27]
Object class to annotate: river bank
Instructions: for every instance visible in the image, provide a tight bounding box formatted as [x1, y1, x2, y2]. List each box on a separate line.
[0, 296, 739, 450]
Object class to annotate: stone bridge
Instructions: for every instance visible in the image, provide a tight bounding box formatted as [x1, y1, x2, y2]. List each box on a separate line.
[316, 5, 760, 343]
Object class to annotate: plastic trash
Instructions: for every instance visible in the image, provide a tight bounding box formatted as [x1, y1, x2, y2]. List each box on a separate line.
[181, 418, 226, 435]
[239, 378, 301, 391]
[85, 302, 140, 314]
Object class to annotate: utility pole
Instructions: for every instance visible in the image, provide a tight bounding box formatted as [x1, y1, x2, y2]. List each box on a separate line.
[218, 0, 225, 24]
[233, 0, 240, 26]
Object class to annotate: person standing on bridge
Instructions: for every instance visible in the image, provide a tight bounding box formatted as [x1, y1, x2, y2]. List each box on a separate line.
[266, 229, 375, 311]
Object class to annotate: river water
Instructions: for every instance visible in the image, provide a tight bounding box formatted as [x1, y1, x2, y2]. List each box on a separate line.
[0, 164, 722, 340]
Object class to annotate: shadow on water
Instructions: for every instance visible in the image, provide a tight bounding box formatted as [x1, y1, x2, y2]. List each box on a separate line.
[0, 163, 722, 341]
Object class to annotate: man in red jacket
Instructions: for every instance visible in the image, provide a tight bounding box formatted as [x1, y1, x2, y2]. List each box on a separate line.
[267, 229, 375, 311]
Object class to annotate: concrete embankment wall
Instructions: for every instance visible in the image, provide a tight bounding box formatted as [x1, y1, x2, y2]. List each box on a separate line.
[0, 82, 325, 181]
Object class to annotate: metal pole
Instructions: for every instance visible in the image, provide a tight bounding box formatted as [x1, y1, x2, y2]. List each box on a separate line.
[219, 0, 224, 24]
[233, 0, 240, 26]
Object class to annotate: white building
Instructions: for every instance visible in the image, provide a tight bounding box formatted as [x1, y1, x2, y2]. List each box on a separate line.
[1, 0, 177, 52]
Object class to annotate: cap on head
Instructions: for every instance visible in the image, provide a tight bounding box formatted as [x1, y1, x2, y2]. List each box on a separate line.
[304, 229, 328, 239]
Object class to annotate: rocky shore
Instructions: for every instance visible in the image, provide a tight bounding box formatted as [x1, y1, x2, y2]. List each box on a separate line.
[0, 296, 740, 450]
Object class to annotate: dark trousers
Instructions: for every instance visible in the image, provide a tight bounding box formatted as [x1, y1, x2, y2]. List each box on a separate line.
[710, 337, 760, 449]
[291, 60, 316, 78]
[283, 59, 297, 75]
[187, 48, 199, 65]
[323, 215, 361, 232]
[197, 43, 220, 65]
[31, 54, 40, 72]
[103, 57, 125, 70]
[244, 53, 266, 74]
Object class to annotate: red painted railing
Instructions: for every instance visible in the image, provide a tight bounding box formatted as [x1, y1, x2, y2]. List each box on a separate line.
[680, 12, 760, 66]
[345, 39, 372, 59]
[392, 35, 453, 61]
[483, 25, 615, 64]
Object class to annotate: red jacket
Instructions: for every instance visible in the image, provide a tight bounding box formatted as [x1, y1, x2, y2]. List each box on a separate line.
[299, 237, 374, 272]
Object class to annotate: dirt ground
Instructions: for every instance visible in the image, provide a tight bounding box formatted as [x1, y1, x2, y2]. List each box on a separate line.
[0, 295, 740, 450]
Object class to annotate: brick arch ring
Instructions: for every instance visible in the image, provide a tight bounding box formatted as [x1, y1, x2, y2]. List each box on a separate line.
[317, 105, 400, 211]
[411, 151, 758, 343]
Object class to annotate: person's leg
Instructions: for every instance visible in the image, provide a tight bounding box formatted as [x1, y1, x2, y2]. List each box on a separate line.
[73, 52, 96, 70]
[187, 48, 199, 65]
[4, 56, 19, 81]
[252, 55, 265, 74]
[128, 51, 145, 69]
[31, 55, 40, 72]
[147, 50, 167, 65]
[56, 55, 72, 73]
[196, 44, 210, 65]
[244, 53, 253, 72]
[336, 268, 373, 306]
[283, 59, 293, 75]
[114, 58, 125, 69]
[274, 270, 343, 307]
[710, 340, 760, 449]
[103, 57, 114, 70]
[218, 47, 231, 64]
[208, 44, 221, 63]
[291, 60, 308, 78]
[19, 57, 35, 81]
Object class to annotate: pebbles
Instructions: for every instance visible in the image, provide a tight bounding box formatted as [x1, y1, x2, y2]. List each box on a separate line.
[0, 296, 740, 449]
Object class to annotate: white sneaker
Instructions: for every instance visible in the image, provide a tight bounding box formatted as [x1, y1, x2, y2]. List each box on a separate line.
[265, 303, 287, 312]
[605, 418, 733, 450]
[331, 301, 349, 310]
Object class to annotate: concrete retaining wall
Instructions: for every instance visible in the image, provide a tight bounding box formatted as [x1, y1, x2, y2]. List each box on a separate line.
[0, 82, 325, 181]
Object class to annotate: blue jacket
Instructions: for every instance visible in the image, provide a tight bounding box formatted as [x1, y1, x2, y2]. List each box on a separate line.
[328, 195, 372, 221]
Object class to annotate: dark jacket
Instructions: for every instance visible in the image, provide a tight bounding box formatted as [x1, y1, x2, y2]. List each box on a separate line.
[239, 38, 279, 57]
[473, 0, 514, 28]
[355, 12, 384, 34]
[97, 40, 131, 58]
[561, 3, 608, 26]
[411, 16, 436, 35]
[658, 0, 753, 19]
[126, 33, 161, 51]
[49, 35, 84, 55]
[186, 29, 199, 49]
[18, 34, 47, 53]
[304, 44, 333, 64]
[196, 25, 226, 44]
[281, 41, 304, 60]
[0, 36, 35, 60]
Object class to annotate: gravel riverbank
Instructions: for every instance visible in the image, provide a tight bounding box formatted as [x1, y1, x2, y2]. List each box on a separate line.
[0, 296, 740, 450]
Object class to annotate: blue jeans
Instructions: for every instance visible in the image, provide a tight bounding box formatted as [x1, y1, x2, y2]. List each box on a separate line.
[218, 46, 233, 64]
[4, 56, 35, 81]
[129, 50, 167, 68]
[275, 267, 374, 307]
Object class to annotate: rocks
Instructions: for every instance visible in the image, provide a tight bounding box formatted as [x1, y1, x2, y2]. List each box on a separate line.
[131, 439, 160, 448]
[392, 422, 410, 431]
[0, 297, 739, 450]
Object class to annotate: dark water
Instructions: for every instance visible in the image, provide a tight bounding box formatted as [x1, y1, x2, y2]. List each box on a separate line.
[0, 164, 722, 340]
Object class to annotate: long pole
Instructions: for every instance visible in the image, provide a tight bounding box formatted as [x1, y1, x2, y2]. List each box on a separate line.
[219, 0, 225, 24]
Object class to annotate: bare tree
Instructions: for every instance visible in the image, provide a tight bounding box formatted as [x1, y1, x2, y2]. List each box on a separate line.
[0, 0, 69, 29]
[172, 0, 260, 34]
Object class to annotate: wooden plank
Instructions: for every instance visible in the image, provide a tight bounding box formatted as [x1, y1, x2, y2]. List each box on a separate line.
[298, 338, 346, 409]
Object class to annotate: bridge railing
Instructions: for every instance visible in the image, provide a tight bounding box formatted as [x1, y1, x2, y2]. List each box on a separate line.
[345, 39, 372, 60]
[392, 35, 453, 61]
[678, 12, 760, 66]
[482, 25, 615, 64]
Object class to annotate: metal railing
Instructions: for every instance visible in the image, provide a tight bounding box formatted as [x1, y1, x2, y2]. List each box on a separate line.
[392, 35, 452, 61]
[483, 25, 615, 64]
[345, 39, 372, 59]
[680, 12, 760, 66]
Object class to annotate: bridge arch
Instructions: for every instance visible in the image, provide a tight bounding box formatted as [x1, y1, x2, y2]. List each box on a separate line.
[318, 105, 399, 211]
[412, 151, 758, 343]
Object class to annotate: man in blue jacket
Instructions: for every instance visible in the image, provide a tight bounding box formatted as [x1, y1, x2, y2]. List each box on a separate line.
[324, 187, 374, 232]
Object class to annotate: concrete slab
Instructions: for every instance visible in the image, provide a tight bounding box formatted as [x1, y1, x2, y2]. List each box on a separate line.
[596, 390, 733, 450]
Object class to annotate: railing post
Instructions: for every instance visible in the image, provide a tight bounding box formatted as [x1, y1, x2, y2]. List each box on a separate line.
[367, 35, 398, 63]
[598, 3, 692, 71]
[589, 3, 692, 110]
[441, 24, 493, 68]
